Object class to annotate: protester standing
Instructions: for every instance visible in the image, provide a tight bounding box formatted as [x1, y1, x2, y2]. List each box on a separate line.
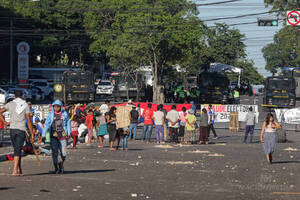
[184, 109, 196, 144]
[208, 105, 218, 139]
[153, 105, 165, 144]
[106, 107, 117, 151]
[178, 107, 187, 144]
[97, 112, 108, 148]
[243, 107, 256, 143]
[166, 105, 180, 143]
[199, 108, 209, 145]
[260, 113, 281, 164]
[160, 104, 168, 142]
[71, 116, 79, 149]
[129, 106, 139, 140]
[85, 109, 94, 144]
[142, 104, 154, 143]
[0, 90, 34, 176]
[42, 100, 71, 174]
[100, 100, 110, 115]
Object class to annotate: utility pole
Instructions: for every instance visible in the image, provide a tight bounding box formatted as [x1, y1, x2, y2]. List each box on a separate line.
[9, 19, 13, 85]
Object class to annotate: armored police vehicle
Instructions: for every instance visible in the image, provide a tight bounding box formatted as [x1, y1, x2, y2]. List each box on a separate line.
[53, 69, 95, 104]
[263, 76, 296, 108]
[197, 72, 232, 104]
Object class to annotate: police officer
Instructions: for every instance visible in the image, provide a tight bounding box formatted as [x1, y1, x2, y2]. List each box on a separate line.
[234, 89, 240, 104]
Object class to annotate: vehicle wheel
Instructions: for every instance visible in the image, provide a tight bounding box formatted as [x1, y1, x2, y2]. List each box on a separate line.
[276, 129, 287, 143]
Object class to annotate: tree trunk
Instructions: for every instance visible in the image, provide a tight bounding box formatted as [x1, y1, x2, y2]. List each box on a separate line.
[151, 54, 164, 104]
[135, 73, 140, 102]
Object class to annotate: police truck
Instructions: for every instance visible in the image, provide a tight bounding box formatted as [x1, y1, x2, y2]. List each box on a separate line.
[263, 76, 296, 108]
[53, 69, 95, 105]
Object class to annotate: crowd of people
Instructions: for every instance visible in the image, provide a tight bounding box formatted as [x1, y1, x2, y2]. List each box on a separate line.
[0, 90, 281, 176]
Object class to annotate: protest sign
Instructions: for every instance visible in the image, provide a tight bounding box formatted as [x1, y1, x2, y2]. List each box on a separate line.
[201, 104, 259, 123]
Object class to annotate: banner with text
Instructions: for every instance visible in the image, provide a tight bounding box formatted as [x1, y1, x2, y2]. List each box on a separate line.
[201, 104, 259, 123]
[275, 108, 300, 124]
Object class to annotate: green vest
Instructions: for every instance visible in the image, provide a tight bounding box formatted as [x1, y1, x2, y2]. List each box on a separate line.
[234, 91, 239, 98]
[178, 90, 185, 98]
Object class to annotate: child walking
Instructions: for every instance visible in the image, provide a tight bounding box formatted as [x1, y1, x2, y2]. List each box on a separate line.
[120, 127, 129, 151]
[96, 112, 108, 148]
[71, 116, 79, 149]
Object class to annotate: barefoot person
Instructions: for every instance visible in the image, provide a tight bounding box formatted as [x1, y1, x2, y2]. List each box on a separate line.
[0, 90, 34, 176]
[106, 107, 117, 151]
[96, 112, 108, 148]
[260, 113, 281, 164]
[42, 100, 71, 174]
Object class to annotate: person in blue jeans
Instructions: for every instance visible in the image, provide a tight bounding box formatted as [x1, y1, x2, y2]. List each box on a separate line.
[121, 127, 129, 151]
[243, 107, 256, 143]
[129, 106, 139, 140]
[42, 100, 71, 174]
[142, 104, 154, 142]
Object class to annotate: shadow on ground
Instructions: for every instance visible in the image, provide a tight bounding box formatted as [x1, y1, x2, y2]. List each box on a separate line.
[272, 161, 300, 164]
[27, 169, 115, 176]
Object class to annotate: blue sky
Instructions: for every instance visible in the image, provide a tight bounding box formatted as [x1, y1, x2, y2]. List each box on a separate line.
[196, 0, 283, 77]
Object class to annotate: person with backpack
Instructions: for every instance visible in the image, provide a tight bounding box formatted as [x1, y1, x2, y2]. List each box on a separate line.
[42, 100, 71, 174]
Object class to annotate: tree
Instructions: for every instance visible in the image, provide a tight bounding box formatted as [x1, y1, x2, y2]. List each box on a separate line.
[207, 23, 246, 66]
[84, 0, 204, 104]
[264, 0, 300, 15]
[1, 0, 94, 67]
[262, 26, 300, 73]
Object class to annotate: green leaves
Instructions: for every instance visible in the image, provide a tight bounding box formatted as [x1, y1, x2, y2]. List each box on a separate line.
[262, 26, 300, 73]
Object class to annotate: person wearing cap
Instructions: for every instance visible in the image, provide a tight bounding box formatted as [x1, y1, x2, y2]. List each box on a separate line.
[129, 106, 139, 140]
[166, 105, 180, 143]
[208, 105, 218, 139]
[184, 109, 197, 144]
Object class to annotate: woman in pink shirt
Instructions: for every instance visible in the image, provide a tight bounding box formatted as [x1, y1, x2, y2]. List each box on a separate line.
[71, 116, 79, 149]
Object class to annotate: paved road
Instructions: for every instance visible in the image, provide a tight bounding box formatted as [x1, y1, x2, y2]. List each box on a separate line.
[0, 127, 300, 200]
[1, 94, 300, 200]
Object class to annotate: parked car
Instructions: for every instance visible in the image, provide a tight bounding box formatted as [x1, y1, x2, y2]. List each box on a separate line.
[31, 80, 52, 96]
[30, 86, 45, 102]
[0, 88, 7, 104]
[96, 80, 114, 95]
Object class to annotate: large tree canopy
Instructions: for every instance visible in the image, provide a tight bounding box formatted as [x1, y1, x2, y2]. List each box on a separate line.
[263, 0, 300, 74]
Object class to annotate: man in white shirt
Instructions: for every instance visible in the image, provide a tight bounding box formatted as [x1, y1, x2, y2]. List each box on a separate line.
[153, 105, 165, 144]
[166, 105, 180, 143]
[100, 100, 110, 115]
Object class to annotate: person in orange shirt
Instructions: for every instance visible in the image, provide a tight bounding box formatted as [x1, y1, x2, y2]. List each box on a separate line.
[85, 109, 94, 144]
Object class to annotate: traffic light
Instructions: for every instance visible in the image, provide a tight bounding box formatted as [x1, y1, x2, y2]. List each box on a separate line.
[257, 18, 278, 26]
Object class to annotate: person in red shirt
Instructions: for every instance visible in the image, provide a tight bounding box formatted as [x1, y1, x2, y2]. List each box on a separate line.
[85, 109, 94, 144]
[142, 103, 154, 142]
[0, 114, 7, 147]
